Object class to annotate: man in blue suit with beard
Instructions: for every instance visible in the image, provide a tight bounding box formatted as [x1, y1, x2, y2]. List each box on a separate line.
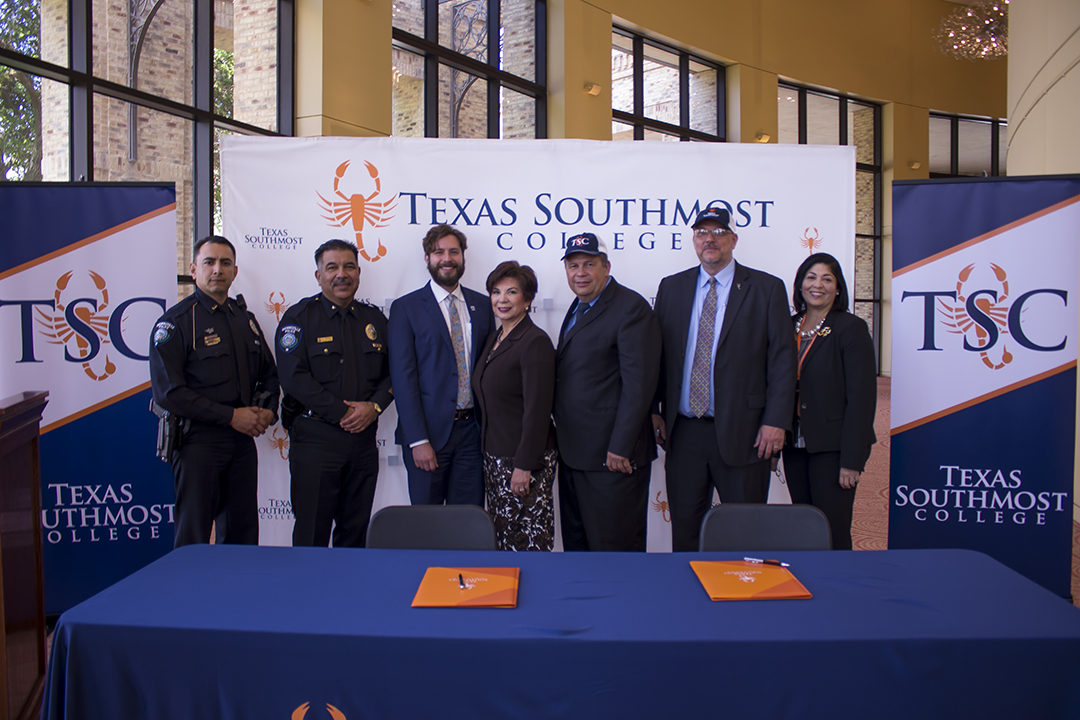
[388, 224, 495, 506]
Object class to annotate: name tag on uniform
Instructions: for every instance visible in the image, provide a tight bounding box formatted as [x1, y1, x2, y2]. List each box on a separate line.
[317, 336, 334, 343]
[204, 334, 221, 346]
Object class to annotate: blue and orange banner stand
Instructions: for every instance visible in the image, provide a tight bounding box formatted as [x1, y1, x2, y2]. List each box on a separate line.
[0, 183, 177, 613]
[890, 175, 1080, 598]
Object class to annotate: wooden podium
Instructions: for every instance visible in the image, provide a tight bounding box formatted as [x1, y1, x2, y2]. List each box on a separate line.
[0, 391, 48, 720]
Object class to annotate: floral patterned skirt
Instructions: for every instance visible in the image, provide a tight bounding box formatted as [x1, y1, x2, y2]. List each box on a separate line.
[483, 449, 557, 552]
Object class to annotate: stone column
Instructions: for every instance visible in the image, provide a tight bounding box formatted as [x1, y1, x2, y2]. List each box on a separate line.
[881, 102, 929, 378]
[725, 63, 777, 144]
[296, 0, 391, 137]
[547, 0, 611, 140]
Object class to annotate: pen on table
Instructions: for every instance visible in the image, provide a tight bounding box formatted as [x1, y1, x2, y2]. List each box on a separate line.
[744, 557, 790, 568]
[459, 573, 466, 589]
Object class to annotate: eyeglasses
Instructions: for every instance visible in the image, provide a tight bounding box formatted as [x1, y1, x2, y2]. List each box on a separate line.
[693, 228, 733, 239]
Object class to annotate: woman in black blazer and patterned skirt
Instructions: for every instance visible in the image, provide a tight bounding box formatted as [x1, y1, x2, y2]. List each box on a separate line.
[472, 261, 557, 551]
[782, 253, 877, 550]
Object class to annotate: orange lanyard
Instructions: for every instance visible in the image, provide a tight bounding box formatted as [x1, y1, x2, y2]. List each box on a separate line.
[796, 323, 819, 382]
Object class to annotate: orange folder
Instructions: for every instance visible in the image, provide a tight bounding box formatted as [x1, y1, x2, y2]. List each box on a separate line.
[411, 567, 520, 608]
[690, 560, 812, 601]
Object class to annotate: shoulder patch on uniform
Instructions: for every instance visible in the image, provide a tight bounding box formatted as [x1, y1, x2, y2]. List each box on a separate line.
[153, 321, 176, 346]
[278, 324, 302, 353]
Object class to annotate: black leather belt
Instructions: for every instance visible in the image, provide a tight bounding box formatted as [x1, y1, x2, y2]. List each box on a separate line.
[454, 408, 475, 420]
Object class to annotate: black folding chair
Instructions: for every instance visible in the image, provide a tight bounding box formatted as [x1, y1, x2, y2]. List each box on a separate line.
[698, 503, 832, 552]
[366, 504, 496, 550]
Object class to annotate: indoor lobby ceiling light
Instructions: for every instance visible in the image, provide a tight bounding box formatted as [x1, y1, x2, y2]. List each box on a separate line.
[934, 0, 1008, 61]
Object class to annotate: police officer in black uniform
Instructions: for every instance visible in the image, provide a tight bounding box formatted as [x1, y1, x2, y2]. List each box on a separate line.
[276, 239, 394, 548]
[149, 235, 279, 547]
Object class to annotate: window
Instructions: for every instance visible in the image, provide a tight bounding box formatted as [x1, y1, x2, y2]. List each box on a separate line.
[611, 27, 724, 142]
[929, 113, 1007, 177]
[392, 0, 546, 139]
[0, 0, 294, 290]
[778, 82, 882, 358]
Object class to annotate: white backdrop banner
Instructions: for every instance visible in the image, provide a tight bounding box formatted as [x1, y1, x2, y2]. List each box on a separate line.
[221, 136, 856, 550]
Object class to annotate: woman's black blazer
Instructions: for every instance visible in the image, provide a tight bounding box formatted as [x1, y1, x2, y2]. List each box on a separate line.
[790, 310, 877, 471]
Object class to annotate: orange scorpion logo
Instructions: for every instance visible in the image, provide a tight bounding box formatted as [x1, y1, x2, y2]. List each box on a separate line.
[267, 427, 289, 460]
[317, 160, 398, 263]
[799, 227, 823, 253]
[292, 702, 346, 720]
[265, 291, 290, 323]
[651, 491, 670, 523]
[34, 270, 117, 381]
[938, 262, 1014, 370]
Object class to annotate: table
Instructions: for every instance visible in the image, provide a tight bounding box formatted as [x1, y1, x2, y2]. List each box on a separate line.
[43, 546, 1080, 719]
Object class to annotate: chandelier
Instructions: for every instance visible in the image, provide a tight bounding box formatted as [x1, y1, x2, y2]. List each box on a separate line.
[934, 0, 1009, 61]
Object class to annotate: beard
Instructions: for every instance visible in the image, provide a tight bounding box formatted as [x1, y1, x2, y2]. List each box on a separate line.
[427, 258, 464, 288]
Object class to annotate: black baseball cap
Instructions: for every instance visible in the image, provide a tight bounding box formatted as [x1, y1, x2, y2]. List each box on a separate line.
[691, 207, 732, 230]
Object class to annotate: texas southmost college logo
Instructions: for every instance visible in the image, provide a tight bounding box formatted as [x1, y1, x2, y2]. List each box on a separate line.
[2, 269, 166, 379]
[901, 261, 1068, 371]
[317, 160, 398, 263]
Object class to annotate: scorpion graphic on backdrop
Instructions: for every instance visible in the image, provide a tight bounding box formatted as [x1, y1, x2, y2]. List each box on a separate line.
[317, 160, 398, 262]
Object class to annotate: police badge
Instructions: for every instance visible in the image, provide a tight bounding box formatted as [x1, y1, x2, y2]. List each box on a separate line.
[153, 321, 176, 346]
[279, 324, 302, 353]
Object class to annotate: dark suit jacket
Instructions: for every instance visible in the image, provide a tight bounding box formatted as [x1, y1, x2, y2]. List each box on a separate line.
[471, 315, 556, 471]
[654, 262, 796, 467]
[388, 283, 495, 451]
[554, 277, 661, 471]
[791, 310, 877, 471]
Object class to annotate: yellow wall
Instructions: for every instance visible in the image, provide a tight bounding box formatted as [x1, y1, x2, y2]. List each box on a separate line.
[584, 0, 1006, 117]
[296, 0, 392, 137]
[296, 0, 1009, 377]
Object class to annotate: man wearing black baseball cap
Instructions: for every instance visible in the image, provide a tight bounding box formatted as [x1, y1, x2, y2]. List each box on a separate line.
[652, 208, 796, 551]
[554, 232, 661, 551]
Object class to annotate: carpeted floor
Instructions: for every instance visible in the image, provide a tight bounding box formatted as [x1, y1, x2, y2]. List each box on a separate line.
[853, 377, 1080, 608]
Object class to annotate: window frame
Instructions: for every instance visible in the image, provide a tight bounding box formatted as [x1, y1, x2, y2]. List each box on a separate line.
[611, 26, 726, 143]
[392, 0, 547, 139]
[928, 112, 1006, 178]
[0, 0, 295, 285]
[779, 81, 882, 364]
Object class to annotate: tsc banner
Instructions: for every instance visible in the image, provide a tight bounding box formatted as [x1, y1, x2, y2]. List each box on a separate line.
[890, 176, 1080, 597]
[0, 183, 178, 613]
[221, 137, 857, 549]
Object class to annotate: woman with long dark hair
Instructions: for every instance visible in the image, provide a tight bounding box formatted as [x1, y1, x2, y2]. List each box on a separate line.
[783, 253, 877, 550]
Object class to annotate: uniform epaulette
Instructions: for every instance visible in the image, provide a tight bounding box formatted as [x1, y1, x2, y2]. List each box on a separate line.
[356, 299, 383, 312]
[283, 295, 320, 316]
[163, 293, 199, 318]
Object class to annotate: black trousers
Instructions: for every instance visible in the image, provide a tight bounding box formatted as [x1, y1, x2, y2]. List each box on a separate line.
[782, 447, 854, 550]
[558, 461, 650, 552]
[289, 415, 379, 548]
[402, 416, 484, 506]
[171, 421, 259, 548]
[665, 416, 770, 552]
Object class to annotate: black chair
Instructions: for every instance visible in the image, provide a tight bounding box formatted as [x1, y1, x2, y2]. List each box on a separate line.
[698, 503, 832, 552]
[365, 504, 497, 550]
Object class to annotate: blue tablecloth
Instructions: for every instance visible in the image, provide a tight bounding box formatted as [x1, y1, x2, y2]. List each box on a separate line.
[43, 546, 1080, 719]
